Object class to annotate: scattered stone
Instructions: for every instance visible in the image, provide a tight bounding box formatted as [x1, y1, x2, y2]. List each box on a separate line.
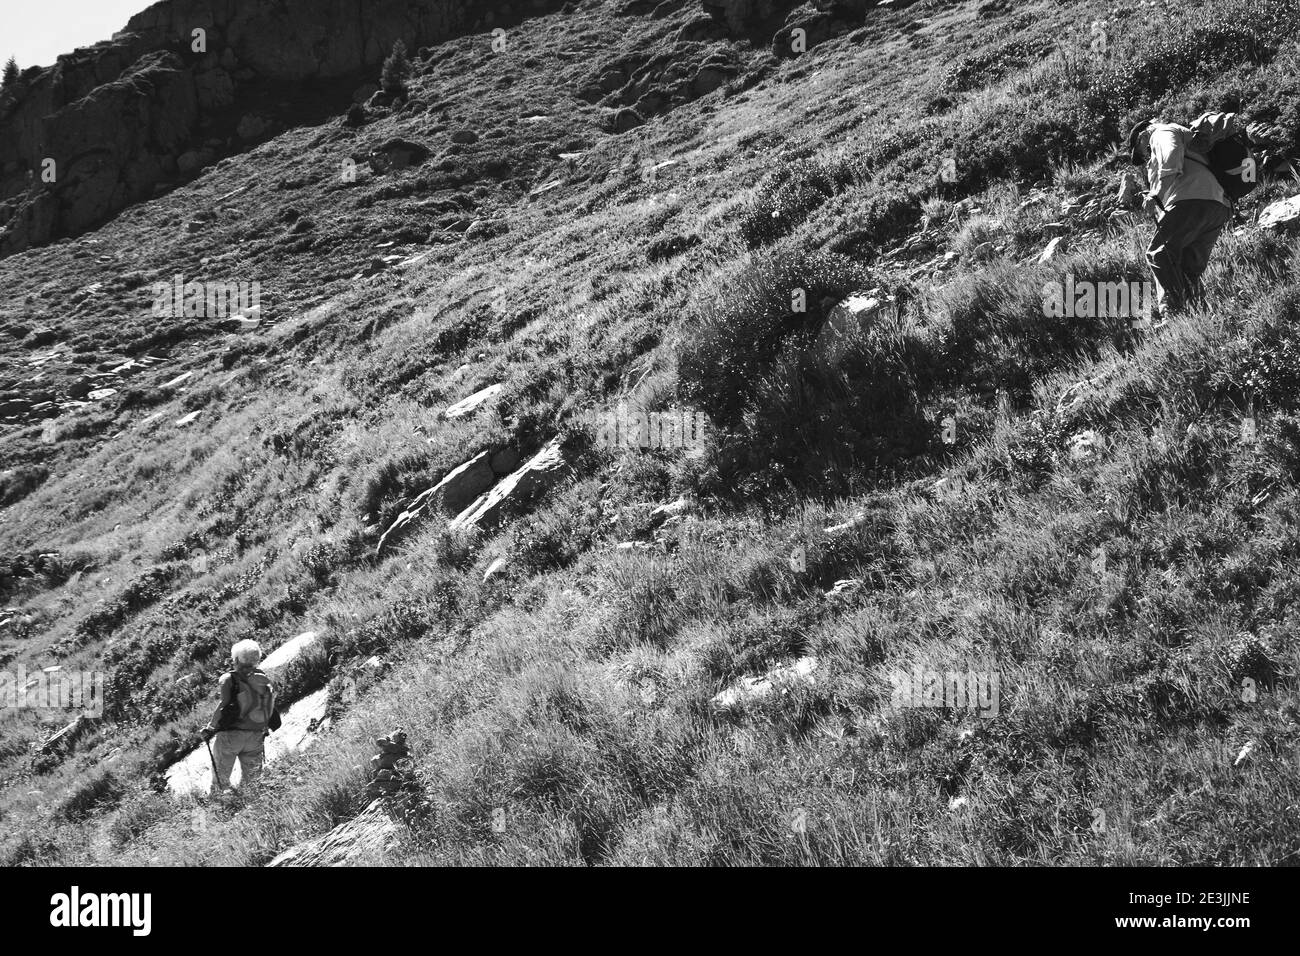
[444, 382, 504, 419]
[40, 715, 92, 755]
[175, 410, 201, 426]
[826, 579, 863, 598]
[483, 556, 508, 581]
[711, 657, 818, 710]
[649, 498, 691, 526]
[87, 387, 118, 401]
[1038, 236, 1063, 262]
[529, 180, 563, 199]
[825, 512, 869, 535]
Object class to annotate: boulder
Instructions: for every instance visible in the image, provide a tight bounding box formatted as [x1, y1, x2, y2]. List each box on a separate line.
[815, 289, 893, 357]
[1258, 195, 1300, 232]
[449, 437, 568, 532]
[371, 138, 431, 171]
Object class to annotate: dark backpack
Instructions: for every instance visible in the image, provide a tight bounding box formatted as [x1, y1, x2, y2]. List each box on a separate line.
[1189, 133, 1259, 201]
[216, 670, 282, 732]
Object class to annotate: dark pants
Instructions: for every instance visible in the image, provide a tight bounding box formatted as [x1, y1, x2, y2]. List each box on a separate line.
[1147, 199, 1232, 314]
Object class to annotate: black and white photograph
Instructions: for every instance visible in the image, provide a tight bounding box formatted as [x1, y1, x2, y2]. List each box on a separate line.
[0, 0, 1295, 925]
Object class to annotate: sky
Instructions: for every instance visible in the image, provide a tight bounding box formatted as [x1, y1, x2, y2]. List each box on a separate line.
[4, 0, 153, 72]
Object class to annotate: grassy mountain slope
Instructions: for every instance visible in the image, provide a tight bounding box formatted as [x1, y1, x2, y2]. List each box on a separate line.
[3, 0, 1300, 865]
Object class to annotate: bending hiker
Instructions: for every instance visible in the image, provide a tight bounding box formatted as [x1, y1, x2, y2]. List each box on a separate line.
[201, 639, 279, 795]
[1126, 112, 1253, 315]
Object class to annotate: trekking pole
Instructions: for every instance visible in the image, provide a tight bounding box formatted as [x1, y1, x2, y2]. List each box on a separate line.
[204, 737, 221, 789]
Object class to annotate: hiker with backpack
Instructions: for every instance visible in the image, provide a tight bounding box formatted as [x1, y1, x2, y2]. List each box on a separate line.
[200, 639, 280, 795]
[1126, 111, 1258, 315]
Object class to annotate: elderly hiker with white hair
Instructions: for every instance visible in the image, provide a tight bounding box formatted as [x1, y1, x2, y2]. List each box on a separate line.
[200, 639, 280, 795]
[1125, 111, 1260, 315]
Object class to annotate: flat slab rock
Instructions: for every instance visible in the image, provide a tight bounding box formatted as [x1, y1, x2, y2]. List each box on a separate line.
[444, 382, 504, 419]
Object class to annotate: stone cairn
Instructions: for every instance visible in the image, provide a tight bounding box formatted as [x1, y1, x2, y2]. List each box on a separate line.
[366, 730, 416, 800]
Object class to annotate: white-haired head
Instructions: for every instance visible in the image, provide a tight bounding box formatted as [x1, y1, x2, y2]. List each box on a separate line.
[231, 639, 262, 666]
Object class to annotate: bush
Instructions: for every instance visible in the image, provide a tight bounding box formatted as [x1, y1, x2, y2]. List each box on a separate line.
[58, 770, 126, 821]
[944, 36, 1054, 94]
[738, 158, 847, 248]
[1085, 0, 1300, 125]
[678, 249, 870, 426]
[381, 40, 412, 96]
[0, 464, 48, 508]
[678, 249, 936, 498]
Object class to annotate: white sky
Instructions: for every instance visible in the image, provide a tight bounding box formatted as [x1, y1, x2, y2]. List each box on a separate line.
[4, 0, 153, 71]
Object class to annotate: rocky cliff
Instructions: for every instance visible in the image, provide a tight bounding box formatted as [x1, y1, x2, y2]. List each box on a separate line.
[0, 0, 566, 258]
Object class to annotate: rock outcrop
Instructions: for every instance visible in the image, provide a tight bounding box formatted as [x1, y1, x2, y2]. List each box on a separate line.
[376, 451, 498, 554]
[449, 437, 569, 532]
[0, 0, 566, 257]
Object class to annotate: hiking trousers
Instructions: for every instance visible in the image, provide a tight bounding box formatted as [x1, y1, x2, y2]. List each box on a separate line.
[210, 729, 265, 794]
[1147, 199, 1232, 314]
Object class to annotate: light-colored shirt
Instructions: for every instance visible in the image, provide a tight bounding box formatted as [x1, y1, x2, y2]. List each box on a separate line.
[1146, 122, 1231, 211]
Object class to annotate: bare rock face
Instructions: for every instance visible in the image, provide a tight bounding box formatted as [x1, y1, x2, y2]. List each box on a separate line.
[0, 0, 566, 258]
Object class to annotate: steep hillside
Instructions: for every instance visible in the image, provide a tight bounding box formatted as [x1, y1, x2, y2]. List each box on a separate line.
[3, 0, 1300, 865]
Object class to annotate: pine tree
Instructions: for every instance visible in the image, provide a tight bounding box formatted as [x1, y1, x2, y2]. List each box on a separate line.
[2, 57, 19, 89]
[380, 40, 410, 96]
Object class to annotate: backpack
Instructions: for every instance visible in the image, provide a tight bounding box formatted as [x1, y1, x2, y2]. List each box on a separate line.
[1184, 113, 1258, 201]
[216, 670, 281, 732]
